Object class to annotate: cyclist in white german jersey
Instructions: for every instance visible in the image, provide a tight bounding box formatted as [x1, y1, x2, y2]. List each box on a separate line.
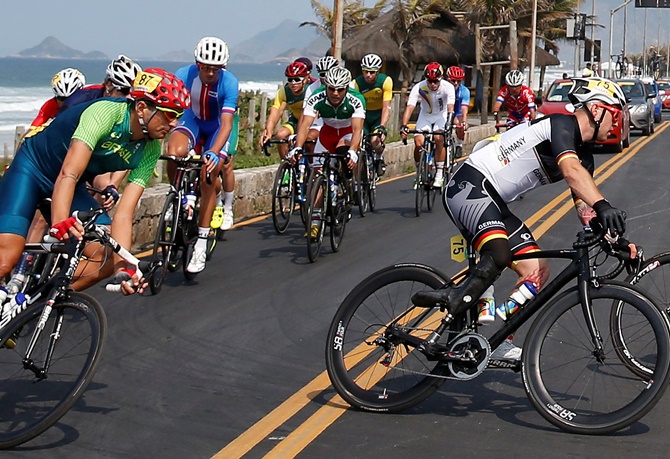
[400, 62, 455, 188]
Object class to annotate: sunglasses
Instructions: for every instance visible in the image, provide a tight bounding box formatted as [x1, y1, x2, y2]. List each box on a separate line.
[156, 106, 184, 122]
[362, 69, 378, 74]
[593, 103, 622, 125]
[327, 86, 346, 93]
[287, 77, 303, 83]
[427, 79, 441, 85]
[198, 63, 223, 73]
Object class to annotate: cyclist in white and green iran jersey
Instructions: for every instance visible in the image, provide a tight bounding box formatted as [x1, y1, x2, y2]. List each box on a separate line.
[292, 66, 365, 167]
[0, 68, 190, 295]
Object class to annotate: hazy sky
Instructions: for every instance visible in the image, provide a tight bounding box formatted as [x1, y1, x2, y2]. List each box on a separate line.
[1, 0, 669, 66]
[0, 0, 321, 58]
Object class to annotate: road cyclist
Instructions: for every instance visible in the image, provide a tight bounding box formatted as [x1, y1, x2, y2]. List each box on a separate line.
[351, 53, 393, 177]
[0, 68, 190, 296]
[411, 76, 629, 361]
[492, 69, 537, 130]
[446, 65, 470, 159]
[167, 36, 240, 274]
[290, 66, 365, 243]
[400, 62, 455, 189]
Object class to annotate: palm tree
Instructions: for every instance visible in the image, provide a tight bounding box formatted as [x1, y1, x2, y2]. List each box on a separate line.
[300, 0, 389, 50]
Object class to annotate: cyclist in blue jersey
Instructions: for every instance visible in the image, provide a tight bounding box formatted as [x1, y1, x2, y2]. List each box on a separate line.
[167, 36, 240, 274]
[0, 68, 190, 295]
[446, 66, 470, 159]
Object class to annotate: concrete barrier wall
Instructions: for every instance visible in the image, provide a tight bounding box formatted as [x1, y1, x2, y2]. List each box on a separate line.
[130, 124, 497, 251]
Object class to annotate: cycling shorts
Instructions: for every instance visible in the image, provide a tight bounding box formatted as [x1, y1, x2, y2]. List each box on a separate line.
[416, 111, 450, 132]
[443, 163, 539, 257]
[281, 115, 299, 135]
[363, 110, 382, 134]
[174, 111, 240, 156]
[0, 153, 110, 237]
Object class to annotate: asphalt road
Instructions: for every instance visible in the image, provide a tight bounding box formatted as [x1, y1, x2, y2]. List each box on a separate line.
[5, 117, 670, 458]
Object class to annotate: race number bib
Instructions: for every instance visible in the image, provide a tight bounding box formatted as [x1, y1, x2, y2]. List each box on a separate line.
[450, 234, 467, 262]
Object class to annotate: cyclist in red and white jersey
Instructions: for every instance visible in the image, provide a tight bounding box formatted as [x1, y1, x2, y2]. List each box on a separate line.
[26, 68, 85, 135]
[399, 62, 455, 188]
[492, 69, 536, 129]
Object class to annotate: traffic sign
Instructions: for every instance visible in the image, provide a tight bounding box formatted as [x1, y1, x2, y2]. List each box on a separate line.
[636, 0, 670, 7]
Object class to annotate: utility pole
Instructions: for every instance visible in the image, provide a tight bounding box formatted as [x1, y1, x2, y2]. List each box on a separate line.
[333, 0, 344, 62]
[528, 0, 538, 90]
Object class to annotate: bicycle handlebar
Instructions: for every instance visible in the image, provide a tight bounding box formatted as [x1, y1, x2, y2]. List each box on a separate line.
[262, 139, 289, 157]
[158, 154, 212, 185]
[402, 129, 446, 145]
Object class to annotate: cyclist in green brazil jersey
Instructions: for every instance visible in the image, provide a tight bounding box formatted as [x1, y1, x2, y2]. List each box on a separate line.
[0, 68, 190, 295]
[352, 53, 393, 175]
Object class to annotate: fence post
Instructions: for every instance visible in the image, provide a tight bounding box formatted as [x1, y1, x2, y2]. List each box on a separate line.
[388, 93, 400, 135]
[247, 98, 256, 148]
[13, 126, 25, 157]
[260, 94, 268, 128]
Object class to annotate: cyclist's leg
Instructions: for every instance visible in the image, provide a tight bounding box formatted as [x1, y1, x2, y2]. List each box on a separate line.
[220, 113, 239, 231]
[275, 120, 296, 159]
[166, 113, 199, 183]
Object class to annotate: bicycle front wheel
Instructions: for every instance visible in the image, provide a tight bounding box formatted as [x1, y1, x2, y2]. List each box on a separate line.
[326, 264, 458, 413]
[414, 153, 427, 217]
[306, 174, 327, 262]
[523, 284, 670, 434]
[368, 153, 377, 212]
[272, 161, 295, 234]
[0, 292, 106, 449]
[150, 190, 179, 294]
[356, 154, 369, 217]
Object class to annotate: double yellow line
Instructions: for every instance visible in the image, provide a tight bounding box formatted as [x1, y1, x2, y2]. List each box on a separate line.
[213, 125, 666, 459]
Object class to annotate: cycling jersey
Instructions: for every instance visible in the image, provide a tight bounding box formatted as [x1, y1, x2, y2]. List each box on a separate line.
[466, 114, 592, 202]
[352, 73, 393, 132]
[174, 64, 239, 154]
[407, 79, 455, 115]
[453, 84, 471, 117]
[496, 85, 535, 122]
[0, 99, 162, 236]
[303, 87, 366, 129]
[27, 97, 59, 132]
[272, 83, 306, 120]
[303, 80, 323, 107]
[58, 85, 105, 114]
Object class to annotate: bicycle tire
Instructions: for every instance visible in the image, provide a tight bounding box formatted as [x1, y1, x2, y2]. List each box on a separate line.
[326, 264, 464, 413]
[182, 243, 198, 281]
[0, 292, 106, 449]
[356, 154, 369, 217]
[414, 152, 427, 217]
[271, 161, 295, 234]
[522, 283, 670, 434]
[426, 149, 437, 212]
[330, 181, 348, 253]
[614, 252, 670, 378]
[368, 153, 377, 212]
[149, 191, 179, 295]
[616, 61, 624, 79]
[306, 174, 327, 263]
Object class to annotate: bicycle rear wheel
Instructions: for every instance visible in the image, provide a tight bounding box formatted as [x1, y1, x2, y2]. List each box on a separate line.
[306, 174, 327, 263]
[326, 264, 461, 413]
[356, 154, 369, 217]
[523, 284, 670, 434]
[367, 153, 378, 212]
[330, 184, 348, 253]
[272, 161, 295, 234]
[414, 153, 427, 217]
[150, 190, 179, 295]
[426, 153, 437, 212]
[0, 292, 106, 449]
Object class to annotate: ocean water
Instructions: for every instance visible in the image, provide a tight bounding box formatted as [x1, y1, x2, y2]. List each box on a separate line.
[0, 57, 284, 151]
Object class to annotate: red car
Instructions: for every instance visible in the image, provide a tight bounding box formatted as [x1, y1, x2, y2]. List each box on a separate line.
[657, 80, 670, 110]
[538, 79, 631, 152]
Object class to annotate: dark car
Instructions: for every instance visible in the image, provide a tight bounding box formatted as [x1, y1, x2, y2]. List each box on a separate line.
[538, 78, 631, 152]
[642, 77, 662, 123]
[617, 78, 655, 136]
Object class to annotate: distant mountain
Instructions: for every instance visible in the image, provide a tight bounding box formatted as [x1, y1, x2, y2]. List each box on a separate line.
[16, 36, 107, 60]
[157, 49, 193, 62]
[231, 19, 328, 64]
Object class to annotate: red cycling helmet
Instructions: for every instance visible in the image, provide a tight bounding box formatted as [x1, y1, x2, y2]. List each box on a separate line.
[446, 66, 465, 81]
[285, 62, 309, 78]
[129, 68, 191, 110]
[424, 62, 444, 80]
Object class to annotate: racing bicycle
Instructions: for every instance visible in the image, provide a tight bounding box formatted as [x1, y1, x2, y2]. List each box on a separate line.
[0, 208, 160, 449]
[356, 131, 385, 216]
[325, 225, 670, 434]
[404, 129, 445, 217]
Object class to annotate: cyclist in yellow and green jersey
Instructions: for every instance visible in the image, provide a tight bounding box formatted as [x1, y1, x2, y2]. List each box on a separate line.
[259, 61, 310, 158]
[352, 53, 393, 176]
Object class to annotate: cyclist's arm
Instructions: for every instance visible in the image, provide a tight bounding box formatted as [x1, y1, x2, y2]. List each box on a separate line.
[295, 113, 316, 148]
[209, 111, 234, 155]
[559, 156, 605, 207]
[350, 116, 364, 154]
[51, 139, 93, 228]
[380, 76, 393, 128]
[260, 104, 286, 145]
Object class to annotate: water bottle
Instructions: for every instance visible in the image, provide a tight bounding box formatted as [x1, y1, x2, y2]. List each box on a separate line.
[6, 252, 33, 294]
[329, 171, 337, 206]
[2, 292, 29, 318]
[496, 281, 538, 321]
[185, 185, 197, 221]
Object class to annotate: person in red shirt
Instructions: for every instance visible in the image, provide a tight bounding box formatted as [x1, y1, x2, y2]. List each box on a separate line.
[492, 69, 536, 129]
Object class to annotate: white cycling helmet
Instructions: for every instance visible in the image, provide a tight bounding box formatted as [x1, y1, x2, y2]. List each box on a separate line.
[106, 54, 142, 90]
[361, 53, 383, 71]
[316, 56, 339, 74]
[568, 77, 626, 109]
[323, 67, 351, 89]
[505, 69, 525, 87]
[195, 36, 229, 67]
[51, 68, 86, 98]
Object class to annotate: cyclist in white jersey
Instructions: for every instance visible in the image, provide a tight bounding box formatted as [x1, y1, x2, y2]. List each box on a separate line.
[400, 62, 455, 188]
[412, 77, 628, 360]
